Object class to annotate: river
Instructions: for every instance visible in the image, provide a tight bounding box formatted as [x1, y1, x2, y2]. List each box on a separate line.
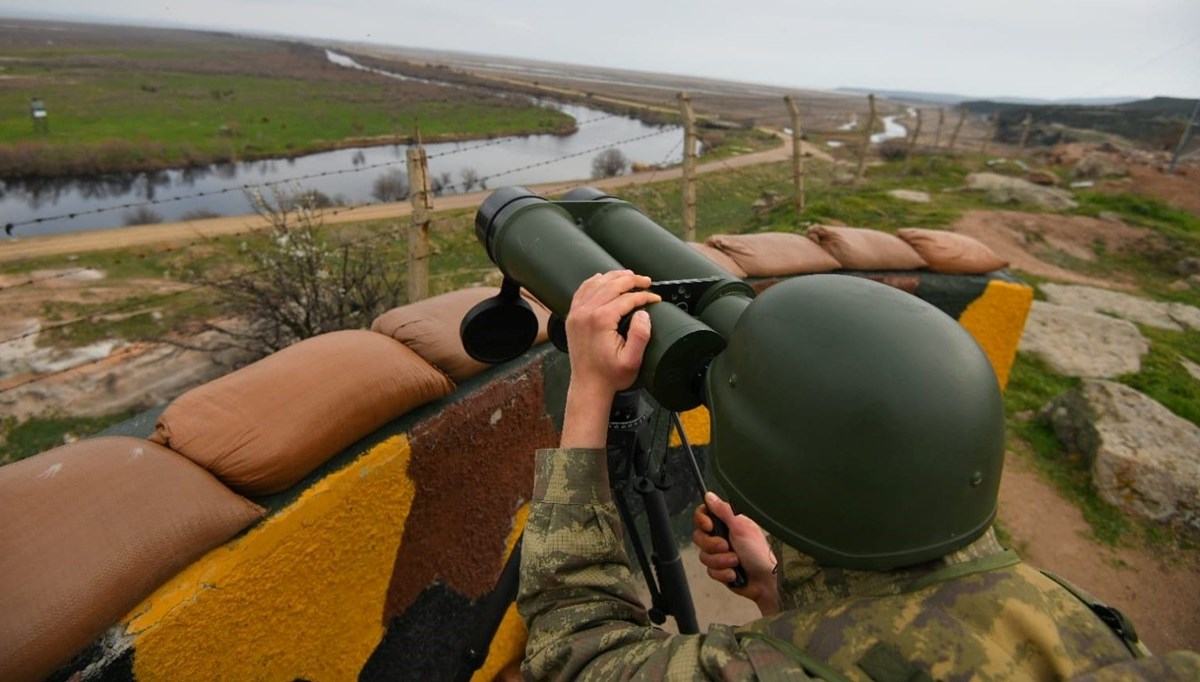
[1, 54, 686, 240]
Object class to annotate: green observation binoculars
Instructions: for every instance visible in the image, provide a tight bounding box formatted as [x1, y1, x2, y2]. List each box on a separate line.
[462, 185, 755, 411]
[462, 186, 1006, 571]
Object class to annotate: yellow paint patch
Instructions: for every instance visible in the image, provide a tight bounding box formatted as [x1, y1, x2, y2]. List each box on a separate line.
[668, 406, 712, 447]
[473, 503, 530, 682]
[958, 280, 1034, 390]
[126, 435, 416, 682]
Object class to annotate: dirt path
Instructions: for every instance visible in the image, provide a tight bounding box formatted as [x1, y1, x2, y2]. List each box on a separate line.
[0, 136, 817, 265]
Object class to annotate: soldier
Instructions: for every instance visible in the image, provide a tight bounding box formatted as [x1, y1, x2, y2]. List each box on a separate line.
[516, 270, 1199, 680]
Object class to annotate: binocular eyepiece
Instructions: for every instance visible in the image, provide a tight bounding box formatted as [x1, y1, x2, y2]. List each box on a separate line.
[462, 186, 755, 410]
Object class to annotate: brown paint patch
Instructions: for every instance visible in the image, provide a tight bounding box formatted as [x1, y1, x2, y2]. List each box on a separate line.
[384, 360, 560, 621]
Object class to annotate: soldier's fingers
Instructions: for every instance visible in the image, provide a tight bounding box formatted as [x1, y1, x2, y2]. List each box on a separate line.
[692, 528, 729, 554]
[692, 504, 714, 534]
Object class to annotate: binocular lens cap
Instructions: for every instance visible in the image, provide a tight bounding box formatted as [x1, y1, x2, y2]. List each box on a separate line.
[460, 295, 540, 364]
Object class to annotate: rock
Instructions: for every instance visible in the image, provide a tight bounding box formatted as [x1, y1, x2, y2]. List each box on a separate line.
[1019, 301, 1148, 378]
[1041, 282, 1200, 332]
[1178, 257, 1200, 277]
[1097, 211, 1126, 225]
[887, 189, 931, 203]
[965, 172, 1078, 211]
[1182, 357, 1200, 383]
[1042, 380, 1200, 529]
[1168, 280, 1192, 292]
[1073, 153, 1127, 179]
[1025, 170, 1059, 186]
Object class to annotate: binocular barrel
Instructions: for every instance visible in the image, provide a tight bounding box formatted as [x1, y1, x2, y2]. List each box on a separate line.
[472, 187, 754, 410]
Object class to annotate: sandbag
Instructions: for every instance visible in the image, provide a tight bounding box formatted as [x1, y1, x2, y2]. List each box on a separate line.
[806, 225, 928, 270]
[686, 242, 748, 279]
[151, 330, 454, 495]
[706, 232, 840, 277]
[372, 287, 551, 382]
[0, 437, 264, 682]
[896, 227, 1009, 274]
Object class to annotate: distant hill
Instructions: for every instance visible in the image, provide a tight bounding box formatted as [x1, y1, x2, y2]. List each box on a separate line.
[961, 96, 1197, 149]
[834, 88, 1140, 107]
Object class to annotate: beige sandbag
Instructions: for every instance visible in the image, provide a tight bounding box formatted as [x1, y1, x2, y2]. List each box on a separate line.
[686, 242, 748, 279]
[0, 437, 264, 682]
[706, 232, 840, 277]
[151, 330, 454, 495]
[896, 228, 1009, 274]
[371, 287, 551, 382]
[806, 225, 928, 271]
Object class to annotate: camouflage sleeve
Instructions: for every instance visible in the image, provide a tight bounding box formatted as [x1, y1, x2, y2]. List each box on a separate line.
[516, 448, 806, 681]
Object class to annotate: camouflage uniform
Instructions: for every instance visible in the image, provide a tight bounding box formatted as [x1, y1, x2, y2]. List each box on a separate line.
[517, 448, 1199, 681]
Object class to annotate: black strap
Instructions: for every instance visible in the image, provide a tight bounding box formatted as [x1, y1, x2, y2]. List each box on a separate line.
[1039, 569, 1145, 658]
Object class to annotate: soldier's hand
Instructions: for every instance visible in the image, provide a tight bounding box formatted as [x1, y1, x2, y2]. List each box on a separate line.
[559, 270, 660, 449]
[693, 492, 780, 616]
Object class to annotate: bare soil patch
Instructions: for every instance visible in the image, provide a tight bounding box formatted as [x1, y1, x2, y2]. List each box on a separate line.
[1102, 163, 1200, 215]
[949, 209, 1158, 288]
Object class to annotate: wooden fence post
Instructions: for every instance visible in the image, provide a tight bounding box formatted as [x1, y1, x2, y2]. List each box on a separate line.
[678, 92, 698, 242]
[784, 95, 805, 214]
[1018, 113, 1034, 153]
[904, 109, 923, 174]
[980, 115, 1001, 156]
[933, 108, 945, 148]
[406, 131, 433, 303]
[855, 93, 876, 184]
[947, 105, 968, 152]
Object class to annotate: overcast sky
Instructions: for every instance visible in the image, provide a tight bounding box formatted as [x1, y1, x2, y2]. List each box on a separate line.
[5, 0, 1198, 100]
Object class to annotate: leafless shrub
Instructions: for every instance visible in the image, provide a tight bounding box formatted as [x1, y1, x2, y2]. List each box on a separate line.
[877, 138, 909, 161]
[123, 206, 163, 225]
[591, 148, 628, 178]
[197, 188, 405, 357]
[459, 167, 481, 192]
[372, 169, 409, 202]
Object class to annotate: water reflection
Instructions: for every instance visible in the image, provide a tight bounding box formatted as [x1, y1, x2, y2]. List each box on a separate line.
[2, 100, 683, 238]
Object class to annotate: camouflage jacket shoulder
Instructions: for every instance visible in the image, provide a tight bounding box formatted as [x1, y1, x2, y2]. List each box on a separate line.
[516, 448, 1156, 681]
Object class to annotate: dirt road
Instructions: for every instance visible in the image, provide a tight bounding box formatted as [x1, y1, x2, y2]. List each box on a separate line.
[0, 136, 821, 265]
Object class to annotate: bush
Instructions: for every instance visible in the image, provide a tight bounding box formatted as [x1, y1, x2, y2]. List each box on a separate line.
[372, 169, 409, 202]
[877, 138, 909, 161]
[123, 206, 163, 225]
[200, 189, 405, 357]
[591, 148, 628, 179]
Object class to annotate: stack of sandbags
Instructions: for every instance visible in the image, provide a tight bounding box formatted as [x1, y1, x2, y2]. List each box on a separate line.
[151, 329, 455, 496]
[0, 437, 265, 682]
[702, 226, 1007, 276]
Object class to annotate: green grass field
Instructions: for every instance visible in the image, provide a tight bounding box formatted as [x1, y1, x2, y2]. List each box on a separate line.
[0, 21, 573, 177]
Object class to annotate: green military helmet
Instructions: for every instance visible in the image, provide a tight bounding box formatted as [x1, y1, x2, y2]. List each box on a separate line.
[706, 274, 1005, 570]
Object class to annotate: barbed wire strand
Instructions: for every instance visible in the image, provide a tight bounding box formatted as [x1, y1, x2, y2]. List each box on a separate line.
[3, 113, 621, 234]
[0, 125, 679, 352]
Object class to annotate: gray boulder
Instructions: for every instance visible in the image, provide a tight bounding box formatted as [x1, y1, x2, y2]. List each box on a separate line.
[1041, 283, 1200, 332]
[1042, 381, 1200, 529]
[965, 172, 1078, 211]
[1019, 301, 1148, 378]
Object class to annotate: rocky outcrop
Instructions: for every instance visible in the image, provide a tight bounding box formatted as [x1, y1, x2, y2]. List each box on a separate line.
[1041, 283, 1200, 332]
[1043, 380, 1200, 530]
[1019, 301, 1148, 377]
[887, 189, 931, 203]
[965, 172, 1078, 211]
